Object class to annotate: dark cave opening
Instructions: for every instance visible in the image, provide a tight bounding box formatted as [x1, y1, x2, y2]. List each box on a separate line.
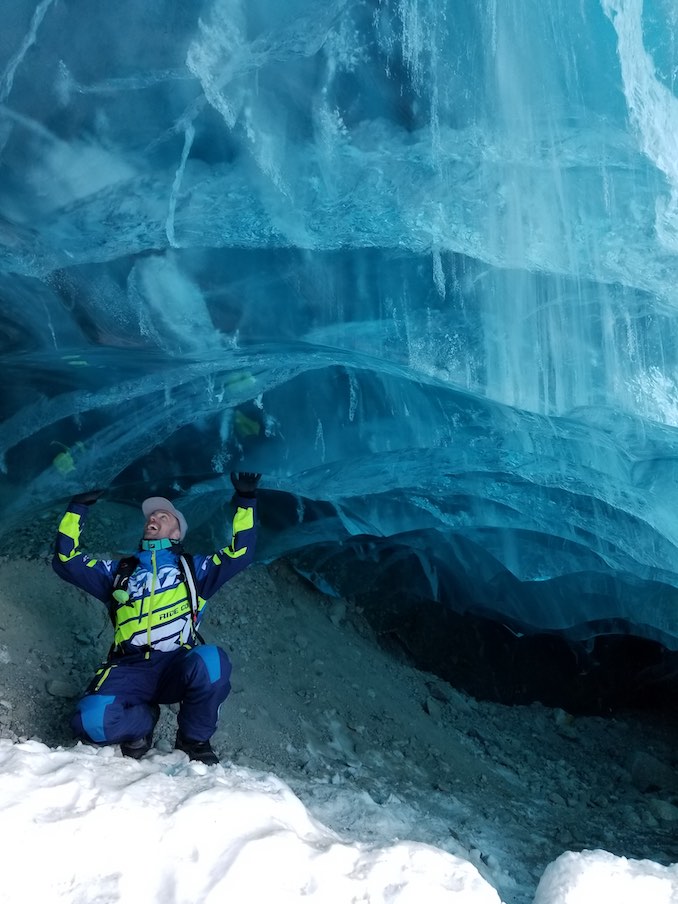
[284, 529, 678, 718]
[362, 597, 678, 717]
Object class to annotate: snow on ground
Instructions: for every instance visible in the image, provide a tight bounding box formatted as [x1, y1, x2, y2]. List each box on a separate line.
[0, 510, 677, 903]
[0, 740, 502, 904]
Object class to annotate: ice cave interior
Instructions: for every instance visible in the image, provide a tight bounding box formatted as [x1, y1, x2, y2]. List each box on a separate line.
[2, 0, 678, 713]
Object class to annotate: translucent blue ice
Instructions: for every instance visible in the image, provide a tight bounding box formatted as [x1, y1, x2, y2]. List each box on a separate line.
[2, 0, 678, 647]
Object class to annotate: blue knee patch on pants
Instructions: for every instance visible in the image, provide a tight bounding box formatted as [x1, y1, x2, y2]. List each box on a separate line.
[188, 645, 222, 683]
[76, 695, 115, 743]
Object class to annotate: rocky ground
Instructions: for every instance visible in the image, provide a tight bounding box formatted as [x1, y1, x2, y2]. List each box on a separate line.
[0, 536, 677, 904]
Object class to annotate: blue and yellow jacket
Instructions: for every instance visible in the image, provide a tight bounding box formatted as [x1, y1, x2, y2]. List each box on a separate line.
[53, 498, 256, 655]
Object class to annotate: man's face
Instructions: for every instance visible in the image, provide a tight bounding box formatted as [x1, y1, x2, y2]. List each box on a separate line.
[143, 509, 181, 541]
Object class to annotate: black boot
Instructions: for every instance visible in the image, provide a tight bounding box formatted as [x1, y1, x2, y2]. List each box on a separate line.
[120, 704, 160, 759]
[120, 735, 153, 759]
[175, 731, 219, 765]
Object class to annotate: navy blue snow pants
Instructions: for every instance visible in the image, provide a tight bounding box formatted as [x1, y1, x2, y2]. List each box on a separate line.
[71, 644, 232, 745]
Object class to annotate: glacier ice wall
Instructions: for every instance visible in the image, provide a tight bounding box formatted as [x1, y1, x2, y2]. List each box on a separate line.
[3, 0, 678, 651]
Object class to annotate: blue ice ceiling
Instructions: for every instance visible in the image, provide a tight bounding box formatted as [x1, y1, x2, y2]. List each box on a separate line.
[2, 0, 678, 650]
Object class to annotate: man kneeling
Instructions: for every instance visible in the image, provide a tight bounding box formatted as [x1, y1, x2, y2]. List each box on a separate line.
[52, 472, 260, 764]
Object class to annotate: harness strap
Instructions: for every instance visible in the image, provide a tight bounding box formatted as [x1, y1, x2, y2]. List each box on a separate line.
[179, 553, 199, 625]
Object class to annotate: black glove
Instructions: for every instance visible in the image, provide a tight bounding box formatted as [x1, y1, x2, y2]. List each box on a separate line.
[70, 489, 105, 506]
[230, 472, 261, 498]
